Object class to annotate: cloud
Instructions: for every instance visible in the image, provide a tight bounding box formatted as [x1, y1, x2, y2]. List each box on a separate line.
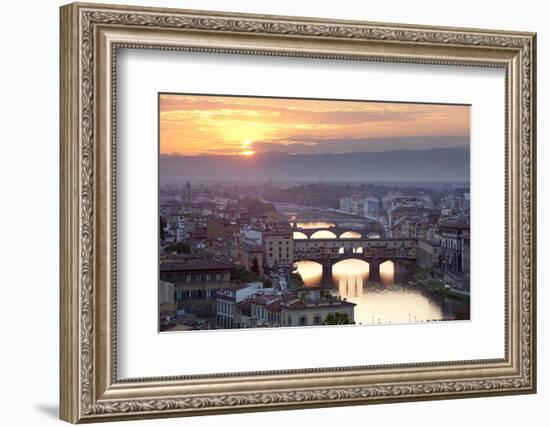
[159, 94, 470, 155]
[250, 135, 470, 155]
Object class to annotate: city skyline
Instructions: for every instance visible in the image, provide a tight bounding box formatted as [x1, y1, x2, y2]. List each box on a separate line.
[159, 94, 470, 157]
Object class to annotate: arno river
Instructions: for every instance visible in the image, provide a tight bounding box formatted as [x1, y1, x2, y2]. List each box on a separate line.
[293, 222, 469, 325]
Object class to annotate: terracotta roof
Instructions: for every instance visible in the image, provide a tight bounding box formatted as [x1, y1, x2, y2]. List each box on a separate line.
[160, 258, 233, 272]
[439, 218, 469, 229]
[285, 300, 306, 310]
[266, 301, 281, 311]
[281, 299, 356, 311]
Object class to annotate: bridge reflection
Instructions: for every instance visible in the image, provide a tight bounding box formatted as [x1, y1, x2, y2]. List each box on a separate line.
[294, 260, 322, 286]
[295, 259, 395, 288]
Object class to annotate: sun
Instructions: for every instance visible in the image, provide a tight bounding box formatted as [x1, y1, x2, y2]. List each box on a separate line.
[239, 139, 255, 156]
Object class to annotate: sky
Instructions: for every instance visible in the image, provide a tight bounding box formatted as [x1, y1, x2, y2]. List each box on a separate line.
[159, 94, 470, 156]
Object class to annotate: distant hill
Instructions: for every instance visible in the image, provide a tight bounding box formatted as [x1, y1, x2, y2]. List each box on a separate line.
[159, 147, 470, 184]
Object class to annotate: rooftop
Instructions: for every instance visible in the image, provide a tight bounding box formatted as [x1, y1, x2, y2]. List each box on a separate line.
[160, 258, 234, 272]
[439, 218, 470, 230]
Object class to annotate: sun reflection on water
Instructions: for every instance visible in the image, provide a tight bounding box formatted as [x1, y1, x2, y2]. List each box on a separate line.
[294, 259, 447, 325]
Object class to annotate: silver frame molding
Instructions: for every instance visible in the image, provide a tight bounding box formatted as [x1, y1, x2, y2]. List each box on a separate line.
[60, 2, 537, 423]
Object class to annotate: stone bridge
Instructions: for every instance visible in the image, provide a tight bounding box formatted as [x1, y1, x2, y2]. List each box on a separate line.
[292, 225, 384, 240]
[294, 238, 417, 286]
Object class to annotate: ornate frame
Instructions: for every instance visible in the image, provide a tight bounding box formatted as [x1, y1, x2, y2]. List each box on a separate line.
[59, 2, 537, 423]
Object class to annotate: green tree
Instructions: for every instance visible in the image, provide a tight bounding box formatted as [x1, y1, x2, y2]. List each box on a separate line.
[323, 313, 352, 325]
[239, 197, 276, 216]
[231, 267, 262, 283]
[251, 257, 260, 275]
[290, 272, 305, 289]
[164, 242, 191, 254]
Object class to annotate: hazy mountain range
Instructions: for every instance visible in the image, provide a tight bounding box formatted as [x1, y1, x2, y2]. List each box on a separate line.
[160, 147, 470, 184]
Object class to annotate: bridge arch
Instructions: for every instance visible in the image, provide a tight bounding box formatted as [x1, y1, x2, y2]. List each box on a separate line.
[293, 231, 308, 240]
[339, 231, 362, 239]
[380, 260, 395, 284]
[293, 260, 323, 287]
[332, 258, 371, 273]
[310, 230, 337, 239]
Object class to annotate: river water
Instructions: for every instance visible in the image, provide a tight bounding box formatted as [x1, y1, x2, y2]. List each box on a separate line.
[294, 259, 469, 325]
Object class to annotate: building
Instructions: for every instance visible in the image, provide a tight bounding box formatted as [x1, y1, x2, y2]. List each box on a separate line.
[248, 293, 283, 327]
[158, 280, 176, 316]
[227, 288, 355, 328]
[160, 258, 233, 319]
[237, 241, 264, 276]
[241, 226, 262, 245]
[216, 282, 263, 328]
[258, 211, 287, 226]
[417, 239, 442, 268]
[463, 192, 471, 210]
[389, 206, 424, 231]
[363, 197, 380, 216]
[340, 197, 351, 212]
[440, 219, 470, 274]
[280, 289, 356, 327]
[339, 195, 364, 215]
[182, 181, 193, 204]
[392, 217, 420, 238]
[463, 237, 470, 276]
[383, 194, 431, 213]
[206, 218, 239, 241]
[263, 229, 294, 267]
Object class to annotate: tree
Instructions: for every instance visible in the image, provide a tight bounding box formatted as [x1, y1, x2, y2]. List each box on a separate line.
[290, 272, 305, 288]
[231, 267, 262, 283]
[323, 313, 352, 325]
[239, 197, 276, 216]
[164, 242, 191, 254]
[251, 257, 260, 275]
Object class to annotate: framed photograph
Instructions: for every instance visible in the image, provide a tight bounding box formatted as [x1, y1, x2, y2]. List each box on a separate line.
[60, 2, 537, 423]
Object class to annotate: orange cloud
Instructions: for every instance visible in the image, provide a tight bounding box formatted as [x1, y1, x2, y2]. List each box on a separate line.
[159, 94, 469, 156]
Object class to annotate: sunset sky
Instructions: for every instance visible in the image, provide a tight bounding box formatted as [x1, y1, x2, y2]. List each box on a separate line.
[159, 94, 470, 156]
